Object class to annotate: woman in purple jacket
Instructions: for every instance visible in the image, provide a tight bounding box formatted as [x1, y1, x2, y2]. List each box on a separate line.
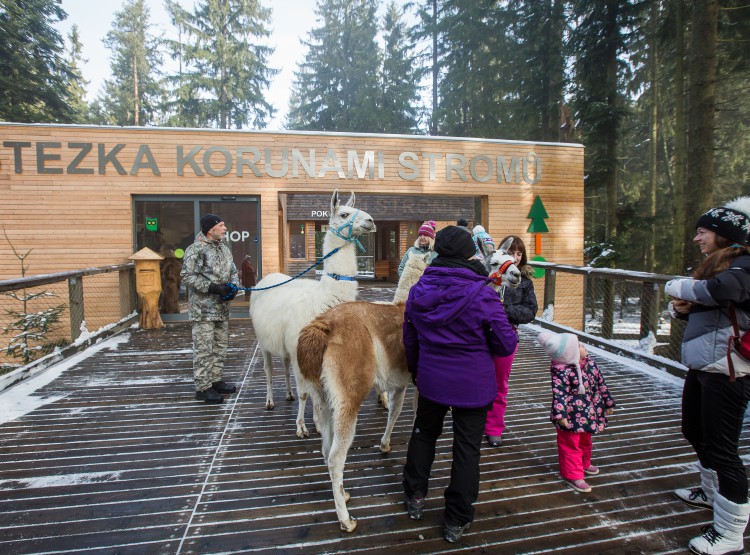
[401, 226, 518, 543]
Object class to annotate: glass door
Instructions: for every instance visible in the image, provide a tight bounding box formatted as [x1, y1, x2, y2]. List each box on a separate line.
[133, 196, 260, 316]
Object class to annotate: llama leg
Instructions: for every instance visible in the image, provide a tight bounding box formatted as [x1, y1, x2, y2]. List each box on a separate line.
[380, 386, 407, 453]
[282, 355, 294, 401]
[262, 350, 275, 410]
[329, 416, 358, 532]
[291, 361, 310, 438]
[317, 395, 334, 464]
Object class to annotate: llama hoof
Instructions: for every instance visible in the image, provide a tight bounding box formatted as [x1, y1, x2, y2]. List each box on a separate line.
[339, 517, 357, 532]
[265, 401, 274, 410]
[286, 394, 295, 401]
[296, 427, 309, 438]
[380, 442, 392, 454]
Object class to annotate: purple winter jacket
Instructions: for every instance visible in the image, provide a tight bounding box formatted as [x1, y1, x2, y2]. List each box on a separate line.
[403, 266, 518, 408]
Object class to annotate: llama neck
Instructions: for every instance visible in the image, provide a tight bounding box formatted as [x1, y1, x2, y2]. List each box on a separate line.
[322, 231, 358, 278]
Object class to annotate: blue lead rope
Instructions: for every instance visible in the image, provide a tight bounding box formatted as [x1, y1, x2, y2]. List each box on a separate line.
[237, 211, 366, 293]
[236, 247, 343, 293]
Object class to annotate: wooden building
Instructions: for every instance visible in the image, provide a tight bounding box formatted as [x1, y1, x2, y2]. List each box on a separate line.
[0, 123, 584, 322]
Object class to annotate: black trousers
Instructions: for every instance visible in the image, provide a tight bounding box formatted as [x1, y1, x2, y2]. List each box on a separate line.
[403, 395, 491, 526]
[681, 368, 750, 503]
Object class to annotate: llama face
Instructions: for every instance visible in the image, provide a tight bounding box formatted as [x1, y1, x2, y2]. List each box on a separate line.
[487, 248, 522, 289]
[329, 190, 376, 238]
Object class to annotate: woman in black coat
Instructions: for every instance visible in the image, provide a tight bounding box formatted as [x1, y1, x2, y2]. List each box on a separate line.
[484, 235, 538, 447]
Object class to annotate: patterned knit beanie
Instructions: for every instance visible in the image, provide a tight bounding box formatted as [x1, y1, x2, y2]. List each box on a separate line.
[418, 220, 437, 239]
[696, 196, 750, 245]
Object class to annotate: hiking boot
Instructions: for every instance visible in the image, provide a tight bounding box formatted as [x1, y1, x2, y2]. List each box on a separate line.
[196, 387, 223, 404]
[676, 487, 713, 510]
[212, 380, 237, 394]
[487, 435, 502, 447]
[584, 464, 600, 476]
[403, 492, 425, 520]
[443, 521, 470, 543]
[566, 478, 592, 493]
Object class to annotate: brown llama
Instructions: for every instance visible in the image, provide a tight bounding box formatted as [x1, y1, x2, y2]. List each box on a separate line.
[296, 243, 520, 532]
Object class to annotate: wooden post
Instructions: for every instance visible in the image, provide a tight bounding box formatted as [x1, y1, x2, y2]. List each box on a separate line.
[543, 269, 556, 317]
[128, 248, 164, 330]
[640, 281, 660, 340]
[68, 276, 84, 341]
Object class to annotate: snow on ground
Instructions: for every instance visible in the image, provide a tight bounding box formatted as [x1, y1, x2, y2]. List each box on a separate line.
[0, 334, 131, 425]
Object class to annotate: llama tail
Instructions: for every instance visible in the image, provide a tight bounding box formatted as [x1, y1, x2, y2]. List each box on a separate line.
[297, 319, 331, 386]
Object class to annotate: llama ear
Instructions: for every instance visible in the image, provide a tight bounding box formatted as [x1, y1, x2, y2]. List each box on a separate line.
[331, 189, 340, 213]
[345, 191, 356, 207]
[499, 237, 513, 253]
[476, 237, 486, 258]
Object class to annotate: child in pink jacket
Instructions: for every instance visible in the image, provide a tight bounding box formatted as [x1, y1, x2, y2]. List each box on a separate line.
[538, 331, 616, 493]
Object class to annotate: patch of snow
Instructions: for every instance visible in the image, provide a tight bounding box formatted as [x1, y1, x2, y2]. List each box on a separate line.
[0, 334, 131, 425]
[0, 471, 122, 490]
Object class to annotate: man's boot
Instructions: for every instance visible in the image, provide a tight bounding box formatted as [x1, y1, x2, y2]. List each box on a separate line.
[212, 380, 237, 394]
[688, 492, 750, 555]
[196, 387, 224, 404]
[676, 462, 717, 510]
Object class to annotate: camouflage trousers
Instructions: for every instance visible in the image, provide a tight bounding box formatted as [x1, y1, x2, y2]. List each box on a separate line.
[192, 320, 229, 392]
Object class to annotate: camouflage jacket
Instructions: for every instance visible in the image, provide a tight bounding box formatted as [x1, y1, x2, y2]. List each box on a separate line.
[181, 233, 239, 321]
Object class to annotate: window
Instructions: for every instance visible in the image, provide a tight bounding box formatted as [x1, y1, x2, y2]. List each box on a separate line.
[289, 221, 307, 259]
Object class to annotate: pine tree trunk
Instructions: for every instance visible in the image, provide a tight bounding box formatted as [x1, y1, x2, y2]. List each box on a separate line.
[672, 0, 686, 275]
[646, 0, 658, 273]
[430, 0, 438, 135]
[684, 0, 718, 271]
[133, 53, 139, 126]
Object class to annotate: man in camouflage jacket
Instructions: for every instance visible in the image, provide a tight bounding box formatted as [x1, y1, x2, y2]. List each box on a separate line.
[181, 214, 240, 404]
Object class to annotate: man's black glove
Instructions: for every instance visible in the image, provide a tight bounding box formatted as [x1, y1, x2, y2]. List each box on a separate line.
[221, 283, 239, 301]
[208, 282, 233, 298]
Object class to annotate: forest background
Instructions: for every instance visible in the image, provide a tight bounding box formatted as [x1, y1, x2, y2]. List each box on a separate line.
[1, 0, 748, 276]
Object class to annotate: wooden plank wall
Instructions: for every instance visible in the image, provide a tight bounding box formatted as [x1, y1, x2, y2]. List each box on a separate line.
[0, 124, 584, 327]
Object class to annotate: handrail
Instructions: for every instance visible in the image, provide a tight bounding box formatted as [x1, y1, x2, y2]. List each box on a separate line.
[0, 263, 134, 293]
[529, 261, 686, 283]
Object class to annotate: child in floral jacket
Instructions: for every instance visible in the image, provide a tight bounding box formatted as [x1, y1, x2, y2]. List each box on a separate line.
[538, 331, 616, 493]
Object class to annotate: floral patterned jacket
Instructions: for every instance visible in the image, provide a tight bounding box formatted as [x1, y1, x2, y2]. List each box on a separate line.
[549, 355, 616, 434]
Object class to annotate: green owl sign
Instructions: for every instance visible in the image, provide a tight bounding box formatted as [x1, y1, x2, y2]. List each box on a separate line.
[145, 217, 158, 231]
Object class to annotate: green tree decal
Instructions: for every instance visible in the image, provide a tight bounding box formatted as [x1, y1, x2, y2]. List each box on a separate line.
[527, 195, 549, 233]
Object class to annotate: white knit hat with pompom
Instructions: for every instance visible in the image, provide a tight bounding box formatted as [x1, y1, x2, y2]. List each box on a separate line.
[537, 331, 585, 394]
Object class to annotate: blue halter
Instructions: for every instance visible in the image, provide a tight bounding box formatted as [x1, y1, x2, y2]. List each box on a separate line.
[330, 209, 365, 253]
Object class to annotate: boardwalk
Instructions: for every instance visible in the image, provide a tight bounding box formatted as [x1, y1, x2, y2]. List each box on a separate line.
[0, 284, 748, 554]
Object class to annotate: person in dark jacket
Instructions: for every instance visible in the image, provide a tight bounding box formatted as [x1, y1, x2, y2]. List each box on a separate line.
[401, 226, 518, 543]
[665, 197, 750, 555]
[181, 214, 240, 404]
[485, 235, 538, 447]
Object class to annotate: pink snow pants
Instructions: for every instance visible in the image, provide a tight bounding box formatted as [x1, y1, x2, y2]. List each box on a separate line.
[556, 428, 593, 480]
[484, 346, 518, 437]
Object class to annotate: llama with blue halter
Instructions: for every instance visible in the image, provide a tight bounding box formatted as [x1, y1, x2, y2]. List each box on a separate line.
[249, 190, 375, 438]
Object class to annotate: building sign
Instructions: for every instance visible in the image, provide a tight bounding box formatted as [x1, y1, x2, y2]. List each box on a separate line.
[2, 141, 543, 185]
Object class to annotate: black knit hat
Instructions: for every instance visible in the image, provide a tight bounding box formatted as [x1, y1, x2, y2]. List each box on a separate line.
[696, 197, 750, 245]
[200, 214, 224, 236]
[435, 226, 476, 259]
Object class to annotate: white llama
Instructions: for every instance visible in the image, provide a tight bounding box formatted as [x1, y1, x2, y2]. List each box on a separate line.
[249, 190, 375, 438]
[296, 246, 521, 532]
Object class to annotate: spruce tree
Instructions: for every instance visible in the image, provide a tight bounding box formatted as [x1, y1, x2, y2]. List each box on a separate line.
[287, 0, 382, 132]
[0, 0, 75, 122]
[99, 0, 163, 126]
[165, 0, 277, 129]
[380, 1, 422, 134]
[66, 25, 91, 124]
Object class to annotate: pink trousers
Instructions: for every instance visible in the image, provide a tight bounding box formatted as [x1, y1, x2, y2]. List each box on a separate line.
[556, 428, 593, 480]
[484, 346, 517, 437]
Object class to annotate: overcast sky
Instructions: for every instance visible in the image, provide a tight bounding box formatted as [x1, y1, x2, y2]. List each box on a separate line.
[53, 0, 338, 129]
